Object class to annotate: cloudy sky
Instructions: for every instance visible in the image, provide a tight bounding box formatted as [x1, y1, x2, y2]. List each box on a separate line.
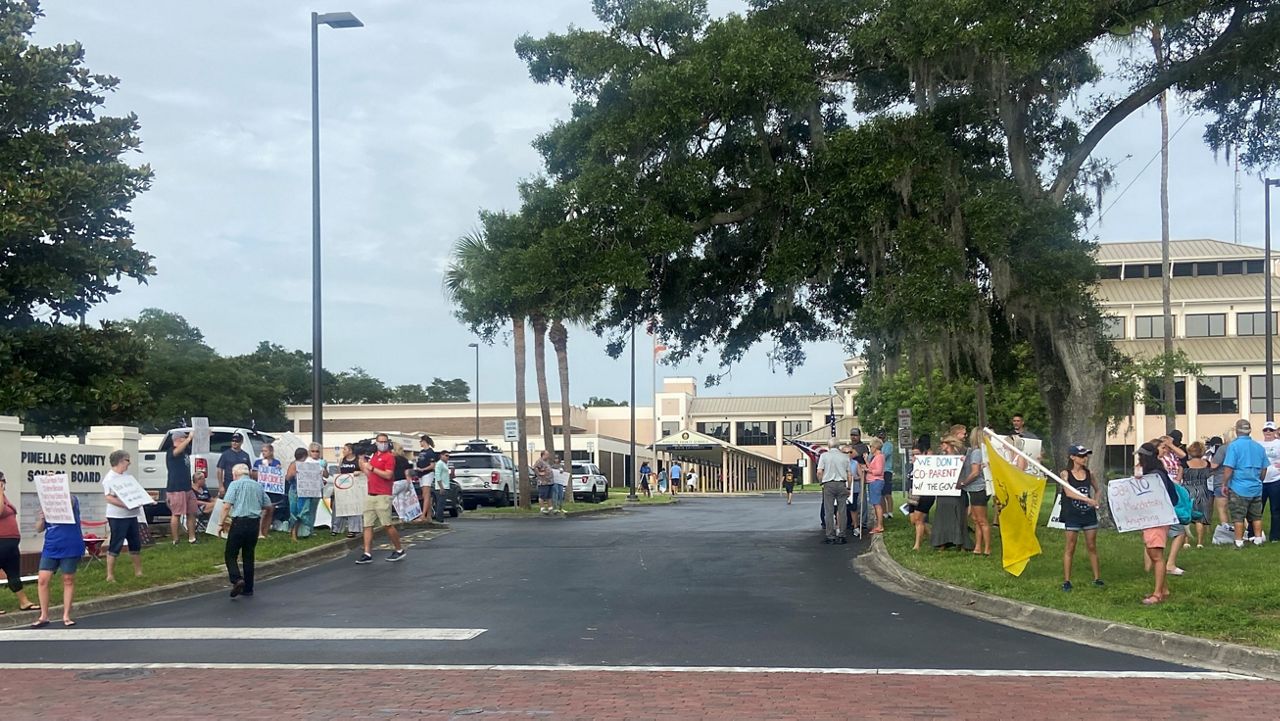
[33, 1, 1271, 404]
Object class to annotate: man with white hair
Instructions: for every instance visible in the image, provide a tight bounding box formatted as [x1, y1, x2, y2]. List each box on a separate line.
[222, 463, 272, 598]
[817, 443, 852, 545]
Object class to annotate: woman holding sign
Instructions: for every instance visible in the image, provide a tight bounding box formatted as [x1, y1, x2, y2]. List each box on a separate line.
[1058, 445, 1104, 592]
[1136, 442, 1181, 605]
[102, 450, 145, 583]
[1, 471, 39, 613]
[31, 497, 84, 627]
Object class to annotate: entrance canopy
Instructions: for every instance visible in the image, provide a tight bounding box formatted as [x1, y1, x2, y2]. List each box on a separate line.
[652, 428, 787, 493]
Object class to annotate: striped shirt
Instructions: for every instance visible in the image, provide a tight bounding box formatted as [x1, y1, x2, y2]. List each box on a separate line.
[224, 477, 270, 518]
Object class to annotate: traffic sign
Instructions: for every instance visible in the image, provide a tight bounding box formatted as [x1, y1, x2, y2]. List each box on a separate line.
[503, 419, 519, 442]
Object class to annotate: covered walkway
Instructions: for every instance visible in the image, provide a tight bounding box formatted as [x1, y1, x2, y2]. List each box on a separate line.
[652, 429, 787, 493]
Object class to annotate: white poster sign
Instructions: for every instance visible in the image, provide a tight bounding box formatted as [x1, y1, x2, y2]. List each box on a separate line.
[34, 473, 75, 525]
[910, 455, 964, 497]
[192, 417, 211, 455]
[392, 488, 422, 523]
[1046, 493, 1065, 530]
[332, 473, 367, 518]
[271, 433, 309, 471]
[257, 466, 285, 495]
[111, 474, 155, 509]
[314, 497, 332, 529]
[204, 498, 229, 538]
[296, 463, 324, 498]
[1108, 473, 1178, 532]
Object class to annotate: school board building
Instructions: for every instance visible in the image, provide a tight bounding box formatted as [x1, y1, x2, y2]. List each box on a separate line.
[284, 238, 1280, 482]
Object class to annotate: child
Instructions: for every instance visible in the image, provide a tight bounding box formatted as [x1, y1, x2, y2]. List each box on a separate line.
[1058, 445, 1104, 591]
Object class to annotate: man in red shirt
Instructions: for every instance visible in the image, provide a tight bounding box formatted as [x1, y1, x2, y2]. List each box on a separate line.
[356, 433, 405, 564]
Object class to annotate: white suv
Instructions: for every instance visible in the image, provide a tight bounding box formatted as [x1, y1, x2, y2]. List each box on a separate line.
[571, 462, 609, 503]
[449, 452, 517, 509]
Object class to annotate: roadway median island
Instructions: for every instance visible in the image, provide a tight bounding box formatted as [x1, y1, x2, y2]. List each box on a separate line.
[0, 524, 443, 626]
[470, 493, 676, 517]
[876, 496, 1280, 652]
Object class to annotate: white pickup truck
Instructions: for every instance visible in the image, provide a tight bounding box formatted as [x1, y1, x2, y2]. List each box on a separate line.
[136, 426, 275, 520]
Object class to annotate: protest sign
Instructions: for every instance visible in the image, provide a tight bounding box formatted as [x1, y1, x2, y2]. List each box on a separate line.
[911, 455, 964, 496]
[257, 466, 285, 495]
[296, 463, 324, 498]
[314, 497, 332, 529]
[1108, 473, 1178, 532]
[333, 473, 367, 518]
[1046, 493, 1065, 529]
[192, 417, 211, 455]
[35, 473, 75, 524]
[271, 433, 308, 470]
[392, 487, 422, 523]
[204, 498, 229, 538]
[111, 474, 155, 509]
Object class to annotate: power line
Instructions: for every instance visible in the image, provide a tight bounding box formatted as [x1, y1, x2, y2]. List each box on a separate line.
[1086, 111, 1196, 232]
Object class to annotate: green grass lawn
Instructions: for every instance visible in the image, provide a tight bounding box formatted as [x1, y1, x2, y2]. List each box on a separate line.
[481, 492, 675, 515]
[1, 531, 340, 615]
[880, 492, 1280, 650]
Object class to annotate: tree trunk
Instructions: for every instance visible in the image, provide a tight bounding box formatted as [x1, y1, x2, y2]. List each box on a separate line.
[530, 313, 556, 459]
[550, 319, 573, 500]
[1029, 324, 1114, 528]
[513, 315, 531, 508]
[1153, 27, 1175, 434]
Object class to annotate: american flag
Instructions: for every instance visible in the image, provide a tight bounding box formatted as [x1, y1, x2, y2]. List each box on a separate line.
[829, 395, 837, 439]
[785, 438, 825, 465]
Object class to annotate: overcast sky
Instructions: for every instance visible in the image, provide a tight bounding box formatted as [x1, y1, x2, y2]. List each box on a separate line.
[33, 1, 1271, 404]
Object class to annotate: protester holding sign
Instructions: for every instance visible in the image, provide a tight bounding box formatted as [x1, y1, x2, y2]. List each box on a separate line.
[165, 430, 198, 545]
[0, 470, 38, 613]
[332, 444, 363, 538]
[1134, 442, 1182, 605]
[930, 430, 973, 551]
[1058, 445, 1104, 592]
[251, 443, 284, 538]
[30, 496, 84, 628]
[102, 450, 145, 583]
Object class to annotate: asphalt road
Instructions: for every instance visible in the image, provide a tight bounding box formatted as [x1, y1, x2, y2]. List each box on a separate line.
[3, 496, 1186, 671]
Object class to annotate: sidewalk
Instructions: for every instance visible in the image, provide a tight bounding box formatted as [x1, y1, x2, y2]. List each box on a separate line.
[1, 668, 1275, 719]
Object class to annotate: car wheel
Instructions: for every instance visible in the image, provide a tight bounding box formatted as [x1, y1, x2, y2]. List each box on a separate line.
[449, 506, 460, 518]
[463, 500, 478, 511]
[503, 487, 513, 507]
[603, 485, 609, 500]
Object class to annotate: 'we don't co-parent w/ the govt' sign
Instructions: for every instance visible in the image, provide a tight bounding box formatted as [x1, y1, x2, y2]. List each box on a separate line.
[911, 455, 964, 497]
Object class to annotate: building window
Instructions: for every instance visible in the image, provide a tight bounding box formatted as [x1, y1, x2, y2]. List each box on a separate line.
[1194, 262, 1218, 276]
[1222, 260, 1243, 275]
[660, 421, 679, 438]
[1135, 315, 1170, 339]
[1172, 262, 1194, 278]
[1143, 263, 1161, 278]
[735, 421, 776, 446]
[1184, 313, 1225, 338]
[696, 422, 729, 441]
[1145, 378, 1186, 416]
[1102, 316, 1125, 340]
[781, 420, 812, 437]
[1197, 376, 1239, 415]
[1237, 312, 1276, 337]
[1099, 265, 1122, 280]
[1249, 376, 1280, 414]
[1247, 260, 1265, 274]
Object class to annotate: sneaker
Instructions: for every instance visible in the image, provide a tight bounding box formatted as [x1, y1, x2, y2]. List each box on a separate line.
[386, 550, 406, 562]
[355, 554, 373, 565]
[1061, 581, 1073, 592]
[884, 513, 894, 520]
[540, 508, 550, 515]
[1234, 539, 1245, 549]
[1093, 579, 1106, 587]
[1253, 534, 1266, 546]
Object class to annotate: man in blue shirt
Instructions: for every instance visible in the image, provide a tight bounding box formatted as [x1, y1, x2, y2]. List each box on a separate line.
[222, 463, 272, 598]
[1222, 418, 1269, 547]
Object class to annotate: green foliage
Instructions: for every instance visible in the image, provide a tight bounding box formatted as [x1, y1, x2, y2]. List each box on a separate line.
[391, 378, 470, 403]
[585, 396, 628, 407]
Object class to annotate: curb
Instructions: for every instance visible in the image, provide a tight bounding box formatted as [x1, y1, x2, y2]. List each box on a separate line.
[854, 535, 1280, 680]
[461, 502, 666, 520]
[0, 523, 448, 629]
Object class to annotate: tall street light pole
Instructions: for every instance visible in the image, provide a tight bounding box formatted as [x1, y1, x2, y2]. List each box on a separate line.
[469, 342, 480, 439]
[1267, 178, 1279, 420]
[628, 323, 637, 501]
[310, 10, 363, 446]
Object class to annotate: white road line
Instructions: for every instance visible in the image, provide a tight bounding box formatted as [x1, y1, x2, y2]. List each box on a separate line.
[0, 627, 486, 642]
[0, 662, 1259, 680]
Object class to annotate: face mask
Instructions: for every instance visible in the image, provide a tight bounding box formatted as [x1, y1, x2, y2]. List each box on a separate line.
[377, 443, 389, 452]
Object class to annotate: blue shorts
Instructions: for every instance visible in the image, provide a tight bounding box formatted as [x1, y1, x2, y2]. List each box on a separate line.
[866, 480, 885, 502]
[1064, 523, 1099, 532]
[1212, 484, 1226, 499]
[38, 556, 80, 574]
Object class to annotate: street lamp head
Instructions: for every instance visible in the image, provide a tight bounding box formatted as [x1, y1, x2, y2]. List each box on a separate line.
[316, 11, 363, 28]
[1267, 178, 1280, 188]
[468, 342, 479, 348]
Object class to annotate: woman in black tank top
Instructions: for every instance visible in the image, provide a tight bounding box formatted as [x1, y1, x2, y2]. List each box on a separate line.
[1059, 445, 1103, 592]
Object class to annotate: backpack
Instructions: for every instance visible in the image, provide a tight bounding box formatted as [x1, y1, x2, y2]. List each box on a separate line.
[1172, 482, 1193, 525]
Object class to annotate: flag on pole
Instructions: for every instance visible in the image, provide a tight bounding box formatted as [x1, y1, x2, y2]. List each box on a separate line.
[829, 395, 837, 440]
[784, 439, 824, 465]
[984, 438, 1044, 577]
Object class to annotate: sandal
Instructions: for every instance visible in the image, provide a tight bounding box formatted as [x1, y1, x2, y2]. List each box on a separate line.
[1141, 595, 1163, 606]
[63, 619, 77, 627]
[30, 619, 50, 628]
[18, 604, 37, 611]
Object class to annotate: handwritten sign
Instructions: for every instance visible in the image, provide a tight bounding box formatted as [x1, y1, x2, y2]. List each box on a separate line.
[1108, 473, 1178, 532]
[258, 465, 285, 495]
[1046, 493, 1065, 530]
[271, 432, 308, 470]
[204, 498, 229, 538]
[910, 455, 964, 497]
[296, 463, 324, 498]
[333, 473, 367, 518]
[392, 487, 422, 523]
[192, 417, 211, 455]
[35, 474, 75, 524]
[110, 473, 155, 509]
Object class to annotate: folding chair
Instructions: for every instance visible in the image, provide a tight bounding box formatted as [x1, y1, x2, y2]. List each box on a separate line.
[81, 519, 108, 566]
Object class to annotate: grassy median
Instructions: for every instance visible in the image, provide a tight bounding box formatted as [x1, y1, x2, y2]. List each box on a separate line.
[881, 492, 1280, 650]
[0, 531, 341, 616]
[480, 492, 676, 515]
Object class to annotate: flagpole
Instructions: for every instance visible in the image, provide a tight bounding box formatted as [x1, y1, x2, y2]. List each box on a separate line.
[982, 428, 1073, 492]
[651, 331, 658, 482]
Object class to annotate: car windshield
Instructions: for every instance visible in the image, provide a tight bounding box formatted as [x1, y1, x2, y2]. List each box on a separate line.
[448, 455, 504, 469]
[572, 463, 592, 474]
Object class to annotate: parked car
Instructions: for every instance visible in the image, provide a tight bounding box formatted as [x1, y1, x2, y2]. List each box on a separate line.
[571, 462, 609, 503]
[136, 427, 275, 522]
[412, 477, 463, 519]
[449, 451, 517, 509]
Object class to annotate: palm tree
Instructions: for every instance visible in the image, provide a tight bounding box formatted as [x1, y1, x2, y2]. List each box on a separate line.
[444, 216, 533, 507]
[530, 311, 557, 462]
[1152, 25, 1175, 433]
[549, 318, 573, 493]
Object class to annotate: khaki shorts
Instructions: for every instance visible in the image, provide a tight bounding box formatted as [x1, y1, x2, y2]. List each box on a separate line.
[363, 494, 394, 528]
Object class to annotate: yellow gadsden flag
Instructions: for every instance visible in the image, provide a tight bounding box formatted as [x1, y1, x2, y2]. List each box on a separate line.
[984, 438, 1044, 577]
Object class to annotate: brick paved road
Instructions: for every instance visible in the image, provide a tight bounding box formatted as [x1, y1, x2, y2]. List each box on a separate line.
[2, 669, 1276, 720]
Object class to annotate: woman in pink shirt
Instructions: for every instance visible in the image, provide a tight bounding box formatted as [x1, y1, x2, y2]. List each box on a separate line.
[865, 438, 887, 533]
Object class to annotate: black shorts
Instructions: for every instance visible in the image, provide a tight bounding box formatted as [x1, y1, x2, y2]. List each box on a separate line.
[965, 489, 989, 507]
[783, 482, 795, 492]
[107, 516, 142, 556]
[909, 496, 935, 515]
[0, 538, 22, 591]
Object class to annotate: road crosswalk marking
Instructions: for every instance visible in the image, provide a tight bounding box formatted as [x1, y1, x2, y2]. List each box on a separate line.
[0, 627, 486, 642]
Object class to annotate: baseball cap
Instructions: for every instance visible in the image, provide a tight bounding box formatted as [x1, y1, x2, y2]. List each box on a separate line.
[1264, 421, 1278, 432]
[173, 430, 189, 438]
[850, 427, 862, 436]
[231, 432, 244, 441]
[1067, 444, 1092, 457]
[1235, 419, 1252, 434]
